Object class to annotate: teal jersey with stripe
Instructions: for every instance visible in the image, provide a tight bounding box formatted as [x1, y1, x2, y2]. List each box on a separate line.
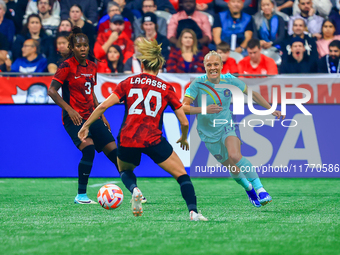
[185, 74, 247, 143]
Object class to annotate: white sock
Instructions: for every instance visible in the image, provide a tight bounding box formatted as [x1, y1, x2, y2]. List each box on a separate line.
[257, 187, 266, 194]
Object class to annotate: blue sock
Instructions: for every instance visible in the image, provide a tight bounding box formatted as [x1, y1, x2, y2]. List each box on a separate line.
[235, 157, 263, 190]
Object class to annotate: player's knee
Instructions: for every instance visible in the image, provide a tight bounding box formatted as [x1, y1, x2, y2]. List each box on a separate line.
[81, 145, 95, 162]
[228, 152, 242, 163]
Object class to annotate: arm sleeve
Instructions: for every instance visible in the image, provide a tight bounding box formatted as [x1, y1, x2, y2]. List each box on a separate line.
[93, 34, 107, 59]
[166, 85, 182, 110]
[212, 14, 222, 28]
[267, 58, 278, 75]
[52, 61, 70, 84]
[166, 50, 178, 73]
[113, 80, 127, 100]
[86, 0, 98, 24]
[200, 13, 212, 40]
[272, 16, 286, 45]
[227, 75, 247, 93]
[184, 79, 199, 100]
[59, 0, 70, 20]
[245, 18, 254, 32]
[167, 14, 179, 39]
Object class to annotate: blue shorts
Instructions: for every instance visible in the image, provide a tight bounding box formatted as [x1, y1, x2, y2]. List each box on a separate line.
[64, 116, 115, 152]
[204, 123, 241, 163]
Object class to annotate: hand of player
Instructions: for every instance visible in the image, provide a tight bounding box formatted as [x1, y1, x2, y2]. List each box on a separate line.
[67, 108, 83, 126]
[206, 104, 223, 114]
[78, 127, 89, 143]
[272, 110, 285, 119]
[102, 114, 111, 131]
[176, 137, 189, 151]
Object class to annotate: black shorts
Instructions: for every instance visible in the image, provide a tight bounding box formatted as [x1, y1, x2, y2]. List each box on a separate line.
[63, 116, 115, 152]
[117, 137, 173, 166]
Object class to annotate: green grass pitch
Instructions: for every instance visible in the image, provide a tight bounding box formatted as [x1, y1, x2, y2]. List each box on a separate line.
[1, 178, 339, 255]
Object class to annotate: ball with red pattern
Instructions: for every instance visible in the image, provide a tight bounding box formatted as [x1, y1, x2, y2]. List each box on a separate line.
[97, 184, 124, 210]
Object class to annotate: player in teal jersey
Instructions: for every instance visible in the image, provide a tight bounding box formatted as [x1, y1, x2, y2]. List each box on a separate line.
[183, 51, 284, 207]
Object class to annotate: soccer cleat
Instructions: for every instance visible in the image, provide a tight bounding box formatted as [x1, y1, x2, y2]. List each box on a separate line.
[258, 192, 272, 206]
[246, 188, 261, 207]
[131, 187, 143, 217]
[130, 196, 147, 204]
[74, 194, 97, 204]
[141, 196, 147, 204]
[190, 210, 208, 221]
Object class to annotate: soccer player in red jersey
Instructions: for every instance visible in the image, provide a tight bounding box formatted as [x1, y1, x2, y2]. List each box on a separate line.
[79, 39, 208, 221]
[48, 27, 121, 205]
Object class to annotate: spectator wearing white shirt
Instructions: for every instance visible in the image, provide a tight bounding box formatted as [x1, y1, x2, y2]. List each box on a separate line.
[288, 0, 324, 38]
[292, 0, 332, 17]
[23, 0, 60, 24]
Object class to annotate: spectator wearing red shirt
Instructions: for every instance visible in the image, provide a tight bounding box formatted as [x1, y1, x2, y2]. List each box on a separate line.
[167, 0, 212, 47]
[94, 14, 134, 63]
[238, 38, 278, 77]
[97, 45, 125, 73]
[97, 1, 132, 39]
[166, 28, 205, 73]
[216, 42, 238, 74]
[196, 0, 215, 16]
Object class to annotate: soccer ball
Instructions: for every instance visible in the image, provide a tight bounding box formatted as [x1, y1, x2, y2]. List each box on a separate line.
[97, 184, 124, 210]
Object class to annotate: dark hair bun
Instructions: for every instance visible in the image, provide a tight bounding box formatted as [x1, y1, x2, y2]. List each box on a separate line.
[72, 26, 82, 35]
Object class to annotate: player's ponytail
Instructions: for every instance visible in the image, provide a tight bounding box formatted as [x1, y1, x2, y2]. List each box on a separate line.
[135, 38, 165, 72]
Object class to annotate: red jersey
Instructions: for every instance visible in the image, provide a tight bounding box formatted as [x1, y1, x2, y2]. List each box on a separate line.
[52, 57, 97, 120]
[98, 20, 133, 39]
[238, 54, 278, 78]
[221, 57, 238, 74]
[94, 30, 134, 63]
[113, 73, 182, 148]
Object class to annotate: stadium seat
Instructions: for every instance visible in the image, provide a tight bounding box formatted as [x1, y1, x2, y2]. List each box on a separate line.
[155, 10, 173, 25]
[261, 47, 282, 66]
[229, 51, 244, 64]
[199, 11, 214, 27]
[277, 11, 290, 22]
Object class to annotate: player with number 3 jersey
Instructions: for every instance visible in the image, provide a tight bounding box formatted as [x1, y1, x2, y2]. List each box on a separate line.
[79, 38, 208, 221]
[48, 27, 122, 205]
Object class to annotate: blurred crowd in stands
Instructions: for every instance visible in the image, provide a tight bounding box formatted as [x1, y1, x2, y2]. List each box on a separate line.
[1, 0, 340, 75]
